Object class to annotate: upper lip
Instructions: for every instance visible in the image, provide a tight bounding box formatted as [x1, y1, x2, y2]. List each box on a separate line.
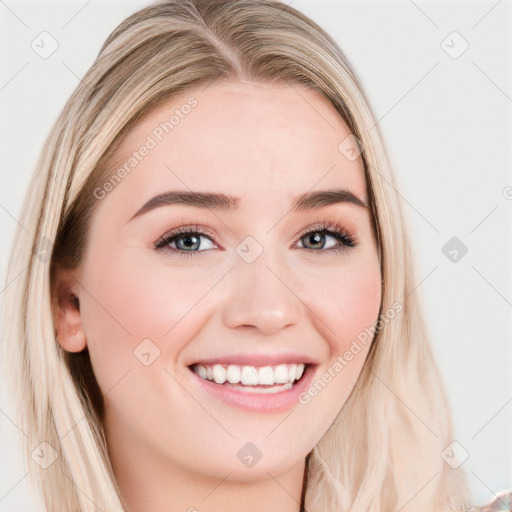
[188, 353, 318, 367]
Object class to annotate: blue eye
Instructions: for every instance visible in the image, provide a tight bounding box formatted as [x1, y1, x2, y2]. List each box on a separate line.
[297, 226, 356, 254]
[154, 221, 357, 259]
[154, 224, 216, 258]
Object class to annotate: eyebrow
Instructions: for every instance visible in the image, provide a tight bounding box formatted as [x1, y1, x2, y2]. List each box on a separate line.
[127, 189, 369, 222]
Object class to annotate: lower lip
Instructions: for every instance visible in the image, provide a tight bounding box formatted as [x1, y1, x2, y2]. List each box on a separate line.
[188, 365, 316, 413]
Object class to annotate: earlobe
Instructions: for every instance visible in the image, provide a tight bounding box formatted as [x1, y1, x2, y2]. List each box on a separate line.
[52, 270, 87, 353]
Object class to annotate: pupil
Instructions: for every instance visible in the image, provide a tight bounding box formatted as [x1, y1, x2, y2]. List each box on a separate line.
[179, 235, 199, 250]
[307, 232, 324, 248]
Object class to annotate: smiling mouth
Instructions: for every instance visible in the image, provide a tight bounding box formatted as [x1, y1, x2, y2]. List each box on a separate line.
[189, 363, 307, 393]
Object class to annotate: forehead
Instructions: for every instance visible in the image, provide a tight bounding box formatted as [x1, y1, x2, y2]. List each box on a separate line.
[104, 80, 368, 212]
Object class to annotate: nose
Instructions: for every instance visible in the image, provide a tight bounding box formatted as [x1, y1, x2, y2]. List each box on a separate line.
[221, 248, 304, 336]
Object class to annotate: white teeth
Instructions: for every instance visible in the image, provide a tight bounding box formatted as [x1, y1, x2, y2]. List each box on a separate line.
[192, 363, 306, 386]
[258, 366, 274, 385]
[195, 365, 207, 379]
[241, 366, 258, 385]
[288, 364, 297, 383]
[274, 364, 289, 384]
[240, 382, 293, 394]
[212, 364, 227, 384]
[226, 365, 241, 384]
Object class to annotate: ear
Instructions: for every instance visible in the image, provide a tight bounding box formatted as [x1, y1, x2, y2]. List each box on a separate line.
[52, 269, 87, 353]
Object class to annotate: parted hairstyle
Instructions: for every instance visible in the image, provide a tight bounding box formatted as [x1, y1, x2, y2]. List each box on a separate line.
[2, 0, 471, 510]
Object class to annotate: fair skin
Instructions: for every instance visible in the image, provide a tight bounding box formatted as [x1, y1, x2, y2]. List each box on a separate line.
[54, 80, 381, 512]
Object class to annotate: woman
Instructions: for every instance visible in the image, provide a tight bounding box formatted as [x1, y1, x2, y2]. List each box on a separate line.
[1, 0, 493, 510]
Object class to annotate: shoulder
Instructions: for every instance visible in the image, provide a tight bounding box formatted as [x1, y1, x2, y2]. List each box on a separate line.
[467, 490, 511, 511]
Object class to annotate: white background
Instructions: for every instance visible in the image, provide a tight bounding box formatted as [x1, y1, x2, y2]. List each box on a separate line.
[0, 0, 511, 510]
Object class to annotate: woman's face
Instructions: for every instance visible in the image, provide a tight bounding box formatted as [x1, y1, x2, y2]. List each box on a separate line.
[61, 80, 381, 488]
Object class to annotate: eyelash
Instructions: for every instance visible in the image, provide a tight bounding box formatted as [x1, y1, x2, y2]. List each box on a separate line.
[154, 220, 357, 259]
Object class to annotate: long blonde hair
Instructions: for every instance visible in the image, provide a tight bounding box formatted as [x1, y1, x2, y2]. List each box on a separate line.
[2, 0, 471, 510]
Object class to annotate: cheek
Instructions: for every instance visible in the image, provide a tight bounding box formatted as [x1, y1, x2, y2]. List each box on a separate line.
[78, 245, 222, 390]
[295, 254, 381, 430]
[311, 253, 382, 347]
